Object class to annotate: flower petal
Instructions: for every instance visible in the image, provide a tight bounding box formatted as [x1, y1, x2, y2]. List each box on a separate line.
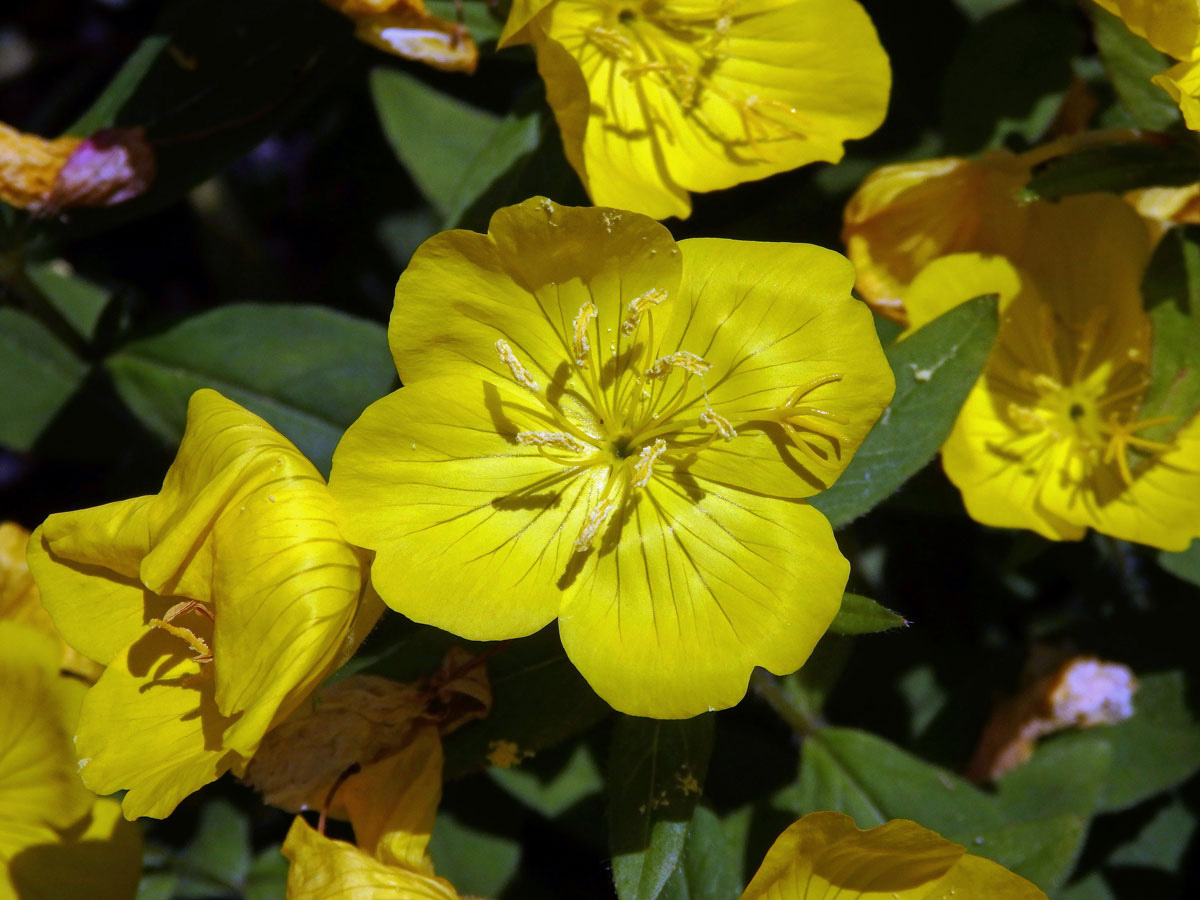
[657, 239, 894, 498]
[330, 375, 598, 639]
[1153, 58, 1200, 131]
[1092, 0, 1200, 62]
[389, 197, 683, 386]
[559, 480, 846, 718]
[902, 252, 1025, 336]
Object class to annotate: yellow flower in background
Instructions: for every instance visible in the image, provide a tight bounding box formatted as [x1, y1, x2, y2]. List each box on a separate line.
[283, 727, 460, 900]
[498, 0, 890, 219]
[322, 0, 478, 73]
[0, 622, 141, 900]
[740, 812, 1046, 900]
[915, 195, 1200, 550]
[329, 197, 894, 719]
[27, 389, 382, 819]
[1153, 59, 1200, 130]
[1091, 0, 1200, 62]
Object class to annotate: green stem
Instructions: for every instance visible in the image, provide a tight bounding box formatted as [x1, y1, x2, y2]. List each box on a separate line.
[750, 669, 822, 739]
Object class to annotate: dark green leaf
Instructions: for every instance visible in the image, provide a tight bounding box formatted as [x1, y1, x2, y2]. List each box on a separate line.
[1138, 225, 1200, 444]
[0, 308, 88, 451]
[69, 37, 170, 135]
[243, 846, 288, 900]
[429, 813, 521, 897]
[1091, 5, 1180, 130]
[489, 742, 604, 818]
[179, 799, 252, 889]
[427, 0, 504, 45]
[105, 303, 394, 474]
[441, 625, 612, 780]
[1022, 140, 1200, 202]
[445, 108, 542, 227]
[658, 806, 744, 900]
[1159, 540, 1200, 586]
[609, 715, 715, 900]
[24, 260, 113, 341]
[812, 295, 998, 528]
[828, 592, 907, 635]
[940, 4, 1077, 153]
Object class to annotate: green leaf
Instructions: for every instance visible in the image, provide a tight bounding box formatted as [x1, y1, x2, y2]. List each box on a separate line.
[68, 36, 170, 134]
[951, 0, 1018, 22]
[243, 846, 288, 900]
[778, 727, 1108, 893]
[440, 625, 612, 780]
[1159, 540, 1200, 586]
[828, 592, 907, 635]
[372, 68, 542, 225]
[1091, 5, 1181, 130]
[489, 742, 604, 818]
[812, 295, 998, 528]
[105, 303, 394, 475]
[658, 806, 744, 900]
[1138, 225, 1200, 444]
[429, 812, 521, 898]
[1021, 140, 1200, 202]
[609, 715, 715, 900]
[940, 4, 1077, 153]
[0, 308, 89, 451]
[179, 799, 252, 889]
[427, 0, 504, 45]
[24, 260, 113, 341]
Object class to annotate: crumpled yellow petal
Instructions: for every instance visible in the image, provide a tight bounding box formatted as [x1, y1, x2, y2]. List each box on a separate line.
[654, 238, 893, 498]
[331, 375, 592, 639]
[0, 122, 81, 211]
[740, 811, 1046, 900]
[1153, 58, 1200, 130]
[1092, 0, 1200, 61]
[389, 197, 682, 387]
[560, 483, 846, 718]
[323, 0, 477, 73]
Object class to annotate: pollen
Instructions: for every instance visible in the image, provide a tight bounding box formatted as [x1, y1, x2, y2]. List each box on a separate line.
[700, 408, 737, 441]
[495, 339, 541, 392]
[572, 301, 598, 365]
[620, 288, 668, 336]
[646, 350, 711, 379]
[147, 618, 212, 662]
[575, 497, 618, 552]
[631, 438, 668, 488]
[517, 430, 592, 454]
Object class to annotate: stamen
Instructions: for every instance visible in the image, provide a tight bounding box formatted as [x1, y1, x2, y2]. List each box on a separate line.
[148, 618, 212, 662]
[631, 439, 668, 488]
[700, 408, 736, 441]
[645, 351, 711, 379]
[517, 431, 591, 454]
[495, 339, 540, 392]
[574, 498, 617, 552]
[572, 302, 597, 366]
[161, 598, 214, 621]
[585, 24, 634, 57]
[783, 373, 843, 407]
[620, 288, 668, 336]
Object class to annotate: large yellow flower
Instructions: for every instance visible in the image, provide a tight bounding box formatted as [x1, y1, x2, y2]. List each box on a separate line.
[0, 622, 141, 900]
[741, 812, 1046, 900]
[329, 197, 894, 718]
[498, 0, 890, 220]
[27, 389, 382, 819]
[920, 195, 1200, 549]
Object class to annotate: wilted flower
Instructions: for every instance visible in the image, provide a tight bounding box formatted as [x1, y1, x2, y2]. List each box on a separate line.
[909, 195, 1200, 549]
[329, 197, 894, 718]
[0, 122, 154, 216]
[0, 621, 141, 900]
[498, 0, 890, 219]
[27, 389, 382, 819]
[322, 0, 477, 72]
[741, 812, 1047, 900]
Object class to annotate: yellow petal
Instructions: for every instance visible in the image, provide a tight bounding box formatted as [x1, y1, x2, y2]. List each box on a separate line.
[0, 522, 41, 626]
[353, 14, 478, 73]
[656, 239, 894, 498]
[740, 811, 1046, 900]
[73, 630, 240, 820]
[1153, 58, 1200, 130]
[330, 375, 592, 639]
[559, 483, 847, 718]
[1092, 0, 1200, 61]
[389, 197, 683, 386]
[498, 0, 557, 47]
[283, 816, 459, 900]
[902, 252, 1025, 337]
[0, 122, 81, 211]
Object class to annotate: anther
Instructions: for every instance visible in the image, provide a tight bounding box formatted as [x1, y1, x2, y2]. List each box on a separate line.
[620, 288, 668, 336]
[148, 618, 212, 662]
[495, 339, 540, 392]
[572, 302, 598, 365]
[645, 351, 711, 379]
[700, 408, 737, 441]
[517, 431, 591, 454]
[574, 498, 617, 552]
[631, 439, 668, 488]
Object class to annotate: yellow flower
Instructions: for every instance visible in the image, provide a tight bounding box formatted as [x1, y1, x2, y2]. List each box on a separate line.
[919, 195, 1200, 549]
[0, 622, 141, 900]
[282, 727, 460, 900]
[1091, 0, 1200, 62]
[321, 0, 478, 73]
[498, 0, 890, 219]
[27, 389, 382, 819]
[329, 197, 894, 718]
[740, 811, 1046, 900]
[1153, 58, 1200, 130]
